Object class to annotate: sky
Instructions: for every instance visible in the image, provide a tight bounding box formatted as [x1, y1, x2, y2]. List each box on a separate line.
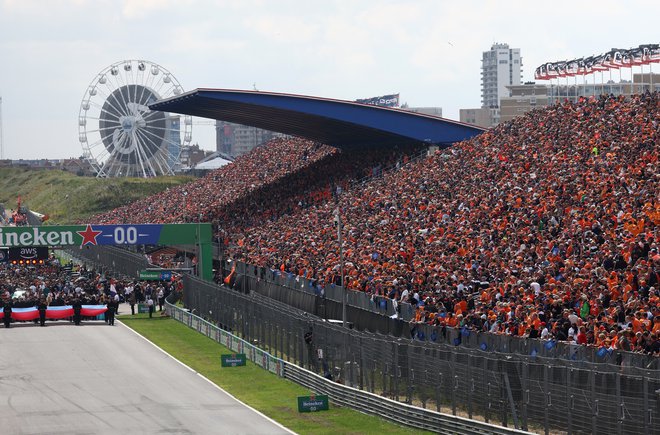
[0, 0, 659, 160]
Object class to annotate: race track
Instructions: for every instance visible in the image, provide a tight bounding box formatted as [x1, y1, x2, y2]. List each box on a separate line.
[0, 319, 293, 435]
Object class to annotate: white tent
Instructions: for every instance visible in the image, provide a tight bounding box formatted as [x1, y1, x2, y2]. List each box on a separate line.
[194, 157, 232, 170]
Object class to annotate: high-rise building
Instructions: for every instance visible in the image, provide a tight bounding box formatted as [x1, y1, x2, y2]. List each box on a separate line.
[215, 121, 286, 157]
[481, 43, 523, 110]
[461, 43, 523, 128]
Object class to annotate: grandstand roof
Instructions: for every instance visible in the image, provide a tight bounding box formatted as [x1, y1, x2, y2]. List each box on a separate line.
[150, 89, 485, 149]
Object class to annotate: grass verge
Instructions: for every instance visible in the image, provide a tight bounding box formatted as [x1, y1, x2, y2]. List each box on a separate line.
[0, 167, 193, 224]
[118, 313, 429, 435]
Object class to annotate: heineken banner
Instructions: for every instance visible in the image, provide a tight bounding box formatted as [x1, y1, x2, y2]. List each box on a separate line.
[297, 395, 329, 412]
[221, 353, 246, 367]
[0, 224, 213, 282]
[139, 270, 173, 281]
[0, 224, 210, 247]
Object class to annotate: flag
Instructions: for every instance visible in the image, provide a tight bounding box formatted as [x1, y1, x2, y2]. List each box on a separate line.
[534, 65, 545, 80]
[591, 53, 608, 71]
[649, 44, 660, 62]
[601, 51, 620, 70]
[10, 307, 39, 321]
[46, 306, 75, 319]
[546, 63, 559, 78]
[81, 305, 108, 317]
[223, 264, 236, 286]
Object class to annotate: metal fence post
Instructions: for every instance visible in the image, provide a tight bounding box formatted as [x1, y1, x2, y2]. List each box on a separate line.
[422, 370, 429, 409]
[566, 368, 573, 435]
[521, 361, 528, 431]
[500, 370, 508, 428]
[451, 356, 457, 416]
[394, 343, 399, 401]
[616, 371, 623, 435]
[467, 353, 473, 419]
[437, 372, 443, 413]
[408, 368, 414, 405]
[642, 374, 649, 435]
[279, 323, 284, 360]
[383, 362, 389, 398]
[395, 364, 400, 402]
[503, 372, 519, 430]
[486, 380, 491, 424]
[358, 337, 364, 390]
[543, 364, 549, 435]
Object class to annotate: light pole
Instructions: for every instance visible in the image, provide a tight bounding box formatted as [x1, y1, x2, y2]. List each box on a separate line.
[335, 204, 346, 328]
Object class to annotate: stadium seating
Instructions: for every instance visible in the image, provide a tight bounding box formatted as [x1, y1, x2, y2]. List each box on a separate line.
[93, 93, 660, 353]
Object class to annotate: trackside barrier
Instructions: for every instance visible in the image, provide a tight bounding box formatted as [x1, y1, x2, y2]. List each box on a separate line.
[165, 298, 283, 376]
[164, 295, 530, 435]
[68, 246, 660, 434]
[224, 259, 659, 370]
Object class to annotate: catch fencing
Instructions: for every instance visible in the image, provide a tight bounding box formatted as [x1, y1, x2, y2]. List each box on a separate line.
[166, 283, 529, 435]
[69, 246, 660, 434]
[185, 274, 660, 435]
[226, 260, 659, 371]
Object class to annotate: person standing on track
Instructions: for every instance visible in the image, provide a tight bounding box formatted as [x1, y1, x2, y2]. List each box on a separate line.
[129, 291, 136, 315]
[157, 287, 164, 312]
[147, 295, 154, 318]
[72, 298, 82, 326]
[3, 299, 12, 328]
[106, 298, 116, 326]
[38, 298, 47, 327]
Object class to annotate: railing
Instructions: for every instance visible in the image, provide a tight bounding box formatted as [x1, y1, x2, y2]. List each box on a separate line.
[225, 259, 660, 370]
[164, 291, 530, 435]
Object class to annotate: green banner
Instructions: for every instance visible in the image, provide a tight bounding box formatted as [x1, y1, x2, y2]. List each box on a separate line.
[0, 223, 214, 282]
[137, 304, 151, 314]
[139, 270, 173, 281]
[221, 353, 247, 367]
[297, 395, 329, 412]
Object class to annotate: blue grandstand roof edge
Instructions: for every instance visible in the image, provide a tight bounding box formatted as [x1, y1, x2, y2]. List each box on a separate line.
[150, 88, 485, 148]
[192, 88, 486, 130]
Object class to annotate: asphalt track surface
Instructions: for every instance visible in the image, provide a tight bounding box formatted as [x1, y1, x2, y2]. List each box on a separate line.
[0, 315, 294, 435]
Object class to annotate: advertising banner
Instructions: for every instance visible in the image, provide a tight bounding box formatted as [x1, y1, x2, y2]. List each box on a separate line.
[221, 353, 247, 367]
[297, 395, 329, 412]
[355, 93, 400, 107]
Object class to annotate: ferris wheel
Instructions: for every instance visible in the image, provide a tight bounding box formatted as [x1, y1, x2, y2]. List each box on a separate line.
[78, 60, 192, 178]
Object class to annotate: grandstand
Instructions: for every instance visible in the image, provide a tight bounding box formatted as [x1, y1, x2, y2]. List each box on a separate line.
[94, 91, 659, 356]
[86, 90, 659, 434]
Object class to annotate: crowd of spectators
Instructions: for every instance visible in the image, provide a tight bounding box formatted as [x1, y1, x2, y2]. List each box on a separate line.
[92, 92, 658, 354]
[227, 93, 659, 354]
[0, 258, 174, 323]
[92, 138, 340, 225]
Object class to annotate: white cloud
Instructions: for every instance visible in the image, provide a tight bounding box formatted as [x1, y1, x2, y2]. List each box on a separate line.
[121, 0, 177, 19]
[1, 0, 659, 158]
